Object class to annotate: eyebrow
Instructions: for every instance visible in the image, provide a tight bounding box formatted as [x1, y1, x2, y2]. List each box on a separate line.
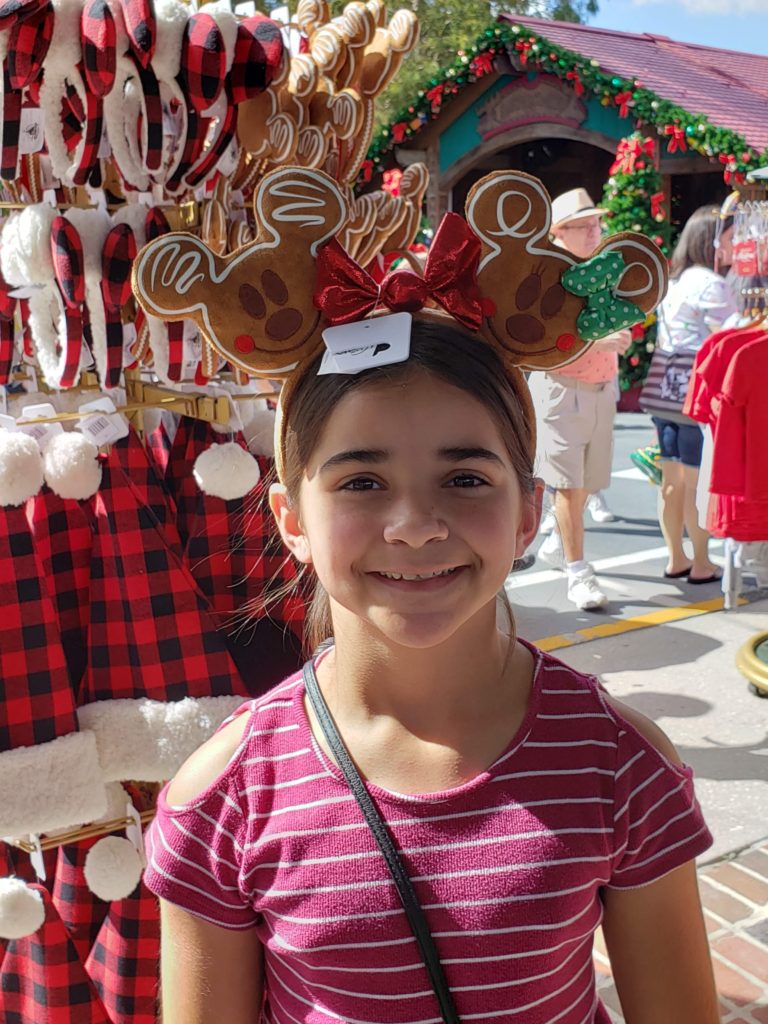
[320, 445, 503, 472]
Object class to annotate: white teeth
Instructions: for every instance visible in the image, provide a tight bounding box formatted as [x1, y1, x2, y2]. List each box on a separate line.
[379, 568, 456, 581]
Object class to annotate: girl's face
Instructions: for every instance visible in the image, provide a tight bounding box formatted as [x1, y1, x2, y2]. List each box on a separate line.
[272, 370, 542, 650]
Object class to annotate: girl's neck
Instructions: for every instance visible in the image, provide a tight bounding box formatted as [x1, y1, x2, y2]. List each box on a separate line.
[315, 602, 521, 736]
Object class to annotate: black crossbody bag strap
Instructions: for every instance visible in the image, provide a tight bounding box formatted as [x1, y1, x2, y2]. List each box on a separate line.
[302, 660, 461, 1024]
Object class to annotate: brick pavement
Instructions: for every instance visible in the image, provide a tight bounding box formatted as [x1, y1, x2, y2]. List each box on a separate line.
[594, 839, 768, 1021]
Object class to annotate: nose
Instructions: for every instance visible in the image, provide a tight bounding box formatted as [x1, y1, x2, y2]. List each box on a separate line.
[382, 495, 449, 548]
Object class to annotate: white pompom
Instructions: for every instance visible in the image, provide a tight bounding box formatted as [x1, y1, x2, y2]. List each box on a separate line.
[0, 431, 44, 507]
[193, 442, 261, 500]
[0, 877, 46, 939]
[84, 837, 144, 901]
[43, 432, 102, 500]
[242, 404, 276, 458]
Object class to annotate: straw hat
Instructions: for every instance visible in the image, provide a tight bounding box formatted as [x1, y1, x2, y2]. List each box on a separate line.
[551, 187, 606, 228]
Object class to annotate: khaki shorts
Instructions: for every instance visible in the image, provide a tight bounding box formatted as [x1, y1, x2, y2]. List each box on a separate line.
[528, 372, 616, 491]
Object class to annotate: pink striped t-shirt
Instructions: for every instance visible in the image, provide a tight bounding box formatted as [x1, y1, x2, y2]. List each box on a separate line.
[144, 644, 711, 1024]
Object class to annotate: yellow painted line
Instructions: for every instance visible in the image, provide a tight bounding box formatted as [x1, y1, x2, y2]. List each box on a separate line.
[534, 595, 747, 653]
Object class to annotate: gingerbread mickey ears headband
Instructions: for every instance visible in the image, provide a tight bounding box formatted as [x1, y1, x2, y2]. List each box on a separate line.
[131, 165, 667, 384]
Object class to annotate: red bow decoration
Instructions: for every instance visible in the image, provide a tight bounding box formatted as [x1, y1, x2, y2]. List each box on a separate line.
[663, 124, 687, 154]
[565, 69, 584, 97]
[614, 91, 634, 119]
[470, 51, 494, 78]
[314, 212, 485, 332]
[650, 191, 666, 220]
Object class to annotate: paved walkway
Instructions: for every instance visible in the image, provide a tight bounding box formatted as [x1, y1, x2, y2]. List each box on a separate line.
[594, 837, 768, 1021]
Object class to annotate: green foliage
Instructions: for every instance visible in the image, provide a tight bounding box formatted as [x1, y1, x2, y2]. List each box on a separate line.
[363, 20, 768, 188]
[601, 133, 669, 391]
[373, 1, 598, 127]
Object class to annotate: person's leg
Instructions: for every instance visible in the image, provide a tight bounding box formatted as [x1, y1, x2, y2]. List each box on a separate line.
[658, 460, 689, 574]
[555, 487, 589, 563]
[678, 425, 721, 581]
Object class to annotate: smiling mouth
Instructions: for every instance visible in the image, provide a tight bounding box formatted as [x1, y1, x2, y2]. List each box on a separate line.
[376, 568, 460, 582]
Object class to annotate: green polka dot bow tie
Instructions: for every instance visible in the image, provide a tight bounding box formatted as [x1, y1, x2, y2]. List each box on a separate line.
[561, 251, 644, 342]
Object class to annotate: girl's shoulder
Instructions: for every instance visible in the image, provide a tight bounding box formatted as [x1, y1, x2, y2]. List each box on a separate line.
[165, 670, 307, 809]
[532, 646, 681, 767]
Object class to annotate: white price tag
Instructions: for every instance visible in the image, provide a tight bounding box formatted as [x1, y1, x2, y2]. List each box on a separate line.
[0, 412, 17, 431]
[30, 835, 46, 882]
[123, 322, 138, 364]
[319, 313, 412, 376]
[42, 188, 58, 208]
[17, 402, 64, 451]
[98, 123, 111, 159]
[125, 802, 146, 866]
[216, 138, 240, 179]
[19, 107, 44, 155]
[78, 396, 130, 445]
[182, 321, 202, 379]
[8, 284, 44, 300]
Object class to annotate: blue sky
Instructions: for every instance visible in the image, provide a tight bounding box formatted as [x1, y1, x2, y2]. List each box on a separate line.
[590, 0, 768, 55]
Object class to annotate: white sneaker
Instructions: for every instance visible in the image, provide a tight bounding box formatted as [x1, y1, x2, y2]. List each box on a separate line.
[538, 530, 564, 569]
[567, 566, 608, 610]
[587, 492, 616, 524]
[539, 509, 557, 535]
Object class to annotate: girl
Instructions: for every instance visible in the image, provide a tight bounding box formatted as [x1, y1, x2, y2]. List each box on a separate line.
[654, 205, 737, 583]
[144, 317, 718, 1024]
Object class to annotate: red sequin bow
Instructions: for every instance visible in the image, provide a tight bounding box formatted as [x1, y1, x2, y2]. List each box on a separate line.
[314, 212, 486, 331]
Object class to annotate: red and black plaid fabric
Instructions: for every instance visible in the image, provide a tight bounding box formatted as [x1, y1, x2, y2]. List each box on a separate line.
[144, 413, 174, 480]
[86, 881, 160, 1024]
[229, 13, 284, 103]
[100, 222, 136, 387]
[1, 70, 22, 181]
[7, 2, 53, 90]
[143, 208, 185, 377]
[25, 488, 94, 695]
[81, 0, 116, 97]
[165, 104, 208, 194]
[78, 451, 248, 704]
[61, 81, 84, 154]
[132, 55, 163, 172]
[180, 13, 226, 113]
[183, 431, 305, 693]
[0, 0, 46, 29]
[110, 426, 179, 548]
[50, 215, 85, 387]
[72, 89, 103, 186]
[121, 0, 155, 69]
[0, 504, 79, 754]
[0, 266, 16, 385]
[52, 840, 110, 964]
[143, 205, 169, 241]
[2, 884, 111, 1024]
[183, 86, 236, 188]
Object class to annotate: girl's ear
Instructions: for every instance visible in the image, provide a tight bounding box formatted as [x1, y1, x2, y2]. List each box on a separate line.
[269, 483, 313, 565]
[515, 478, 544, 559]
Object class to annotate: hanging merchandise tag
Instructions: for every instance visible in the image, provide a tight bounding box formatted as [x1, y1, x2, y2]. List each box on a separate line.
[216, 137, 240, 179]
[320, 313, 412, 375]
[182, 320, 202, 380]
[98, 122, 111, 159]
[8, 284, 44, 300]
[19, 107, 44, 155]
[17, 402, 64, 450]
[21, 362, 38, 394]
[0, 412, 17, 430]
[125, 802, 146, 866]
[123, 322, 138, 365]
[42, 188, 58, 208]
[78, 396, 130, 445]
[30, 835, 46, 882]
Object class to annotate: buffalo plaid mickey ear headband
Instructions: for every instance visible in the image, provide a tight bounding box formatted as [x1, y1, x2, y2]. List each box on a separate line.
[50, 214, 87, 387]
[131, 166, 669, 476]
[0, 0, 53, 181]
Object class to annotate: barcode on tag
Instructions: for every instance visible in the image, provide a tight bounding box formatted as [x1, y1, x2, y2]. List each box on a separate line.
[80, 413, 123, 445]
[17, 402, 64, 450]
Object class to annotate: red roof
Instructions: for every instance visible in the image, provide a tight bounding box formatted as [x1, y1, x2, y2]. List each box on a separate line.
[499, 14, 768, 152]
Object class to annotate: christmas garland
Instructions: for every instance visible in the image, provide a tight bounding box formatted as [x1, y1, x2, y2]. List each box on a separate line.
[361, 21, 768, 188]
[602, 132, 669, 391]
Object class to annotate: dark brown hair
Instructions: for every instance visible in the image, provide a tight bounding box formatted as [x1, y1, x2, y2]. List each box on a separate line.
[669, 205, 732, 279]
[278, 318, 536, 652]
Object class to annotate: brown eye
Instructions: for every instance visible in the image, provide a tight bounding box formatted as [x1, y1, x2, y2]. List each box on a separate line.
[515, 274, 541, 311]
[505, 314, 544, 345]
[541, 283, 567, 320]
[266, 308, 303, 340]
[261, 270, 288, 305]
[239, 284, 266, 320]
